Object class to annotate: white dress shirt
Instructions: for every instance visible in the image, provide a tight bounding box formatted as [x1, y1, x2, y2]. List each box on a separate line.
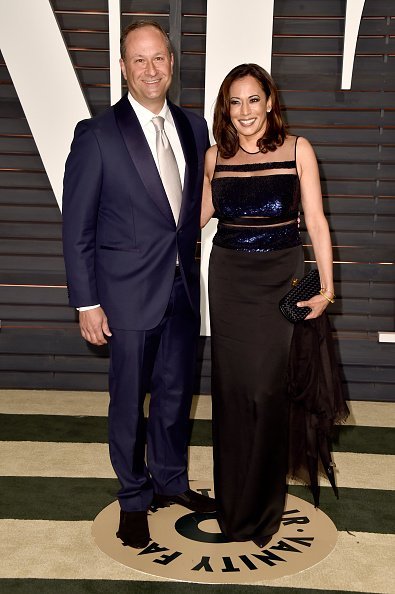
[128, 93, 185, 187]
[78, 94, 185, 311]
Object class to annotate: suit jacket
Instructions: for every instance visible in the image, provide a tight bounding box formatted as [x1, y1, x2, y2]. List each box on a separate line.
[62, 94, 209, 331]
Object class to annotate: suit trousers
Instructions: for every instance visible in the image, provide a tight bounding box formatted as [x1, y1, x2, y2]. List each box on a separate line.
[108, 273, 199, 512]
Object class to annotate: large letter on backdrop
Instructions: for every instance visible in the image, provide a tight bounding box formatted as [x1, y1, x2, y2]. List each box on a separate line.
[201, 0, 275, 335]
[0, 0, 90, 208]
[109, 0, 122, 104]
[342, 0, 366, 89]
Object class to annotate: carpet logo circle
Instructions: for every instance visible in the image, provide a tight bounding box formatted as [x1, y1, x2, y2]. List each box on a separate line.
[92, 481, 338, 583]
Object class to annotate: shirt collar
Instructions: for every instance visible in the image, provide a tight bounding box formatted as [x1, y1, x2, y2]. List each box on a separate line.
[127, 93, 173, 129]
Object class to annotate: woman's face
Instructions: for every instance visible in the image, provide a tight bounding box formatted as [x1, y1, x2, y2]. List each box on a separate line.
[229, 75, 272, 142]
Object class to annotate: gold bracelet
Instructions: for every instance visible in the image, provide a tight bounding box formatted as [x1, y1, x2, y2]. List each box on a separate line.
[319, 289, 335, 304]
[320, 286, 335, 297]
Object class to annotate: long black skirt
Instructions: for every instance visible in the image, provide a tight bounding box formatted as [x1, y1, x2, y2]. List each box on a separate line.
[208, 244, 304, 541]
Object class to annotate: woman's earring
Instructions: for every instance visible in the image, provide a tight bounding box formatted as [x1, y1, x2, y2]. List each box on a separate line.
[267, 108, 271, 113]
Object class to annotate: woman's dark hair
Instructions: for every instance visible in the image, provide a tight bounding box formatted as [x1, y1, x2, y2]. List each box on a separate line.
[213, 63, 286, 158]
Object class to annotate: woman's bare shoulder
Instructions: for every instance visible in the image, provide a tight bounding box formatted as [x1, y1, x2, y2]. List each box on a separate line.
[204, 144, 218, 174]
[292, 136, 316, 161]
[206, 144, 218, 159]
[294, 135, 314, 150]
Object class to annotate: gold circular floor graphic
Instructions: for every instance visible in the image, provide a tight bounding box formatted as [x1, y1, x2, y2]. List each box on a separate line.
[92, 482, 338, 584]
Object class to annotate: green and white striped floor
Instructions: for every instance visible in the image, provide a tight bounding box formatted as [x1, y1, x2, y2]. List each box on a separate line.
[0, 390, 394, 593]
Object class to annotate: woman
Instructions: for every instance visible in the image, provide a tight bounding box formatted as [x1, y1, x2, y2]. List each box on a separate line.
[201, 64, 334, 548]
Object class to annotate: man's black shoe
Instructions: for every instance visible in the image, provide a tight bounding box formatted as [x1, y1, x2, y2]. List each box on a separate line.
[116, 510, 150, 549]
[153, 489, 216, 513]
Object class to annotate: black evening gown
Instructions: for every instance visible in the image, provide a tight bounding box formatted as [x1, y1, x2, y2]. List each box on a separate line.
[208, 136, 304, 541]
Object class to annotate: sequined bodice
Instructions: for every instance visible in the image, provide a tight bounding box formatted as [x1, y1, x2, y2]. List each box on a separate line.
[212, 137, 302, 252]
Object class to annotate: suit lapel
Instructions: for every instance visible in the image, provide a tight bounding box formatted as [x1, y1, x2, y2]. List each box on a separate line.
[114, 95, 174, 224]
[168, 101, 198, 228]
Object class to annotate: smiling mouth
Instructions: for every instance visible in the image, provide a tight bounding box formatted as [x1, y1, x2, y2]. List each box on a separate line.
[143, 78, 161, 85]
[238, 118, 256, 127]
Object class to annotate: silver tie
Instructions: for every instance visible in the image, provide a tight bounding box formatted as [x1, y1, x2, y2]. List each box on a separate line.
[152, 116, 182, 224]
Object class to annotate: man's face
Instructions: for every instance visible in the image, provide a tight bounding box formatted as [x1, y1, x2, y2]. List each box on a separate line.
[120, 26, 174, 113]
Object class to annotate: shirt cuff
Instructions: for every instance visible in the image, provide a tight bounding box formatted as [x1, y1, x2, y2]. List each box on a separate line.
[77, 304, 100, 311]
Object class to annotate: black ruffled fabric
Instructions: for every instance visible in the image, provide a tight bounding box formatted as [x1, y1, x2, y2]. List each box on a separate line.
[287, 312, 350, 506]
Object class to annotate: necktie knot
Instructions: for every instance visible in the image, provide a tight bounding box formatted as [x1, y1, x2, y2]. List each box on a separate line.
[152, 116, 165, 132]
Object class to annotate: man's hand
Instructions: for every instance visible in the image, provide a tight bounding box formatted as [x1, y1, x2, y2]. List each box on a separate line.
[79, 307, 112, 345]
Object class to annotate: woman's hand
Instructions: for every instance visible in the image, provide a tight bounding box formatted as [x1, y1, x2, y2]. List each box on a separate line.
[297, 293, 332, 320]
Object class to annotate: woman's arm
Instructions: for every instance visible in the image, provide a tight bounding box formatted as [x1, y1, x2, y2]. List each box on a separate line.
[296, 136, 334, 319]
[200, 145, 217, 228]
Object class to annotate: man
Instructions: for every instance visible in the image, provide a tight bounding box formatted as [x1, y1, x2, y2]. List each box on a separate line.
[62, 21, 214, 549]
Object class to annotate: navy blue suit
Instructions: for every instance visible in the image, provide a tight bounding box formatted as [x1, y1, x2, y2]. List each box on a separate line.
[62, 94, 209, 510]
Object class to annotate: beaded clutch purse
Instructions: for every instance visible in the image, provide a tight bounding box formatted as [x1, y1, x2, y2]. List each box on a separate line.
[279, 269, 321, 323]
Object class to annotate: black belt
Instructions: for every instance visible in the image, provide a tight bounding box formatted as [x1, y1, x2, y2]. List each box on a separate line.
[220, 216, 297, 226]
